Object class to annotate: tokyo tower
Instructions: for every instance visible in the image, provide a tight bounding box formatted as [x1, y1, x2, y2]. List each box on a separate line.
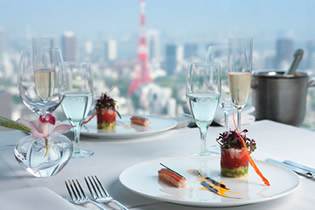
[127, 0, 153, 95]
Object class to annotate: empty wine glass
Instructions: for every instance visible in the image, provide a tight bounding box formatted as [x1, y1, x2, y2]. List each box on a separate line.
[207, 44, 233, 130]
[186, 63, 221, 156]
[61, 62, 94, 159]
[18, 48, 65, 115]
[32, 37, 55, 56]
[228, 38, 253, 130]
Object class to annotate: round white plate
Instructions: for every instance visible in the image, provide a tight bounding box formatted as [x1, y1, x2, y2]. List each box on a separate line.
[119, 156, 300, 207]
[80, 115, 177, 139]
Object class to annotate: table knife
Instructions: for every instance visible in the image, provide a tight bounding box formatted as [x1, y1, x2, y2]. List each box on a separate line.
[283, 160, 315, 173]
[266, 158, 314, 179]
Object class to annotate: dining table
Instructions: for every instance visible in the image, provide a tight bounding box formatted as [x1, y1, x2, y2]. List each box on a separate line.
[0, 119, 314, 210]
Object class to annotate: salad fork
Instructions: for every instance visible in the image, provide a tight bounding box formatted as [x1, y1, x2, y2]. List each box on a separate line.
[65, 179, 106, 210]
[85, 175, 129, 210]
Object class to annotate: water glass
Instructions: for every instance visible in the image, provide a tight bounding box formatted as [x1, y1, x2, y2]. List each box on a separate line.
[207, 44, 233, 130]
[62, 62, 94, 158]
[186, 63, 221, 156]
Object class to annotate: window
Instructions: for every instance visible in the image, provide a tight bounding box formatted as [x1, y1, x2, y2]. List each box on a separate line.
[0, 0, 314, 129]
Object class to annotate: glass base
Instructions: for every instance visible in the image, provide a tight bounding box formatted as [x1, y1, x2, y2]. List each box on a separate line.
[72, 149, 94, 159]
[208, 145, 221, 155]
[190, 151, 213, 156]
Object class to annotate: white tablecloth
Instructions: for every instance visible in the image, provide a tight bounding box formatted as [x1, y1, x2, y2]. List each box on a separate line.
[0, 120, 314, 210]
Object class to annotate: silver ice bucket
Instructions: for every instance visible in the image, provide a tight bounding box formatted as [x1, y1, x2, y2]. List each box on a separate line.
[251, 70, 315, 126]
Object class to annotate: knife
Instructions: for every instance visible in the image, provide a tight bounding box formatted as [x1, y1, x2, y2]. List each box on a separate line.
[284, 160, 315, 174]
[266, 158, 314, 179]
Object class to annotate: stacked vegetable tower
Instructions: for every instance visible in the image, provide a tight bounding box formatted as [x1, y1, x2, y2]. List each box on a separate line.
[216, 129, 256, 178]
[95, 93, 120, 130]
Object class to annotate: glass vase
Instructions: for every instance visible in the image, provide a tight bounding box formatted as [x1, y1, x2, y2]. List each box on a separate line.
[14, 133, 73, 177]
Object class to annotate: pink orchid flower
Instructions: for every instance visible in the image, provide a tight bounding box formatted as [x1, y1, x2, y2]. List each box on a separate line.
[17, 114, 73, 139]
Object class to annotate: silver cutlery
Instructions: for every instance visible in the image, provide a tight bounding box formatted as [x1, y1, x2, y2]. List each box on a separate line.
[266, 158, 314, 179]
[65, 179, 106, 210]
[85, 175, 128, 210]
[284, 160, 315, 174]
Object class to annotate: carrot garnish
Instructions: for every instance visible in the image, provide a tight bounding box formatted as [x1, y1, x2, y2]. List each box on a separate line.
[83, 112, 96, 124]
[232, 113, 270, 186]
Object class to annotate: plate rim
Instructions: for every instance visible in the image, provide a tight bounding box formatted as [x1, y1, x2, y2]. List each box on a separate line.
[79, 115, 178, 139]
[119, 156, 300, 207]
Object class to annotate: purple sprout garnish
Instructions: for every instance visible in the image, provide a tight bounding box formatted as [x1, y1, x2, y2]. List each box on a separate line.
[95, 92, 121, 118]
[216, 129, 256, 153]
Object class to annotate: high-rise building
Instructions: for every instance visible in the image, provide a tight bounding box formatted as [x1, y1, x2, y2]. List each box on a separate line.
[85, 41, 93, 55]
[0, 27, 6, 60]
[184, 43, 198, 60]
[305, 41, 315, 69]
[147, 29, 160, 65]
[104, 39, 117, 62]
[274, 38, 293, 68]
[165, 44, 177, 75]
[61, 31, 76, 61]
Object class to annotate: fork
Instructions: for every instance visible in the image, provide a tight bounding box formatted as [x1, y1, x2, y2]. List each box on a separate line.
[65, 179, 106, 210]
[85, 175, 129, 210]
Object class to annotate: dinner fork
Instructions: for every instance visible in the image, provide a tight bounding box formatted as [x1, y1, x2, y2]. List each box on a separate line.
[65, 179, 106, 210]
[85, 175, 129, 210]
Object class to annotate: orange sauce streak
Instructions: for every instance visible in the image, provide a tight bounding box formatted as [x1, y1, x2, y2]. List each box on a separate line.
[188, 169, 240, 199]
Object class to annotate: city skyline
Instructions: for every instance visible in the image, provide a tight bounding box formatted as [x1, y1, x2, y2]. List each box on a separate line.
[0, 0, 314, 45]
[0, 0, 314, 129]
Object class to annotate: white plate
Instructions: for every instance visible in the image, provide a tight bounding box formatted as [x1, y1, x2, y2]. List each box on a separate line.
[119, 156, 300, 207]
[80, 115, 177, 139]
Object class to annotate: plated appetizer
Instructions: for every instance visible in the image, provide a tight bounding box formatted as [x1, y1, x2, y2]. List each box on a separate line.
[216, 129, 256, 178]
[158, 163, 186, 188]
[95, 93, 120, 130]
[130, 115, 150, 127]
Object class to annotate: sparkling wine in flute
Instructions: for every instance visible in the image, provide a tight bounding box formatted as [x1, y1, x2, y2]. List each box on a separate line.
[62, 92, 93, 124]
[228, 72, 251, 110]
[187, 92, 220, 127]
[34, 69, 56, 100]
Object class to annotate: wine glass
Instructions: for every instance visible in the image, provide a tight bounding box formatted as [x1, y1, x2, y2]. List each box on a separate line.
[186, 63, 221, 156]
[61, 62, 94, 159]
[32, 37, 55, 55]
[18, 48, 65, 116]
[228, 38, 253, 130]
[206, 44, 233, 130]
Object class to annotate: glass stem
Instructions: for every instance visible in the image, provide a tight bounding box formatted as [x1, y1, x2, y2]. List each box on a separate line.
[199, 125, 208, 155]
[73, 123, 81, 154]
[223, 109, 230, 131]
[237, 109, 242, 130]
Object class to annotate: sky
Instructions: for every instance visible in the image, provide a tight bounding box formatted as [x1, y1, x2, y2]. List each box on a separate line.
[0, 0, 314, 47]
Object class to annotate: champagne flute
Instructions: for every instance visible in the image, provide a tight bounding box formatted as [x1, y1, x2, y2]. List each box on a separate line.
[207, 44, 232, 130]
[32, 37, 55, 56]
[61, 62, 94, 159]
[228, 38, 253, 130]
[186, 63, 221, 156]
[19, 48, 64, 116]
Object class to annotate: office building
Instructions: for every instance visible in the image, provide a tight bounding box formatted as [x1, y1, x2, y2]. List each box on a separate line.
[274, 38, 293, 68]
[0, 28, 5, 60]
[165, 44, 177, 75]
[104, 39, 117, 62]
[184, 43, 198, 60]
[61, 31, 76, 61]
[147, 29, 160, 65]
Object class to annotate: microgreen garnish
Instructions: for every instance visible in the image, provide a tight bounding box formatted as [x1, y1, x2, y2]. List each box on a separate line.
[160, 163, 185, 178]
[216, 129, 256, 153]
